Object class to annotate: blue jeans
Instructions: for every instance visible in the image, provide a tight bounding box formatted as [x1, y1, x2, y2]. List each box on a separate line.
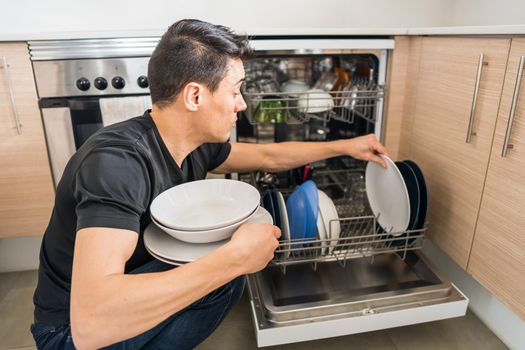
[30, 259, 246, 350]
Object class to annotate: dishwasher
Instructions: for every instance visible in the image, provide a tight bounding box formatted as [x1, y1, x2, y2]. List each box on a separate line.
[237, 38, 469, 347]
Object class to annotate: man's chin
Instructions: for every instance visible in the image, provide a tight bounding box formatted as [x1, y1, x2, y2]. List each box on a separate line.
[208, 133, 232, 143]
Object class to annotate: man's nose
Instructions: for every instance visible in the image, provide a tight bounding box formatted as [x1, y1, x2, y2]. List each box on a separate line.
[235, 95, 247, 112]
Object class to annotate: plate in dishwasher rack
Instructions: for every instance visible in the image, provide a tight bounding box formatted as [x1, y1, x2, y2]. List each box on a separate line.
[275, 191, 291, 259]
[365, 155, 410, 235]
[318, 189, 340, 253]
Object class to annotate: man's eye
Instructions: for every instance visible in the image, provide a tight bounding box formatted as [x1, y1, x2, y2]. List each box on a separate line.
[234, 92, 241, 96]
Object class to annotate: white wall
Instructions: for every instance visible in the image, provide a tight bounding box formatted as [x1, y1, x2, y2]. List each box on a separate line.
[0, 0, 453, 37]
[1, 0, 524, 39]
[450, 0, 525, 26]
[0, 236, 42, 273]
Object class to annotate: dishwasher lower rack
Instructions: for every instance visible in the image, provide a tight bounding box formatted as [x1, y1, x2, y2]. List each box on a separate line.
[271, 213, 427, 273]
[247, 251, 469, 347]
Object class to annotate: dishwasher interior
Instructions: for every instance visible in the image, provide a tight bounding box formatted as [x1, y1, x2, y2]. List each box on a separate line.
[237, 50, 468, 347]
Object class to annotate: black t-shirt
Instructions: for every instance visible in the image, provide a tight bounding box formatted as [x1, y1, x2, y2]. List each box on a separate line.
[33, 110, 231, 326]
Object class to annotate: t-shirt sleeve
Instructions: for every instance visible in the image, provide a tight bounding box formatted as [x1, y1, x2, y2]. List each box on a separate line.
[205, 142, 232, 171]
[73, 147, 150, 233]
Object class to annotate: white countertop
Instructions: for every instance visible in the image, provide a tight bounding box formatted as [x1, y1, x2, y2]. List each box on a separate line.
[1, 25, 524, 42]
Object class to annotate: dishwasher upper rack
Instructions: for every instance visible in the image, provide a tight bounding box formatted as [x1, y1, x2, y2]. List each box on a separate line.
[242, 86, 385, 125]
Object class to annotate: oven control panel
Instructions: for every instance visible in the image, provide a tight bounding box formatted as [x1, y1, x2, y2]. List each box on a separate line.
[32, 57, 150, 98]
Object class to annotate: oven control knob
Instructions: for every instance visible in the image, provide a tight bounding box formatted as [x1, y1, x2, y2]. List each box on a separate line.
[111, 76, 126, 89]
[94, 77, 108, 90]
[137, 75, 149, 88]
[76, 77, 90, 91]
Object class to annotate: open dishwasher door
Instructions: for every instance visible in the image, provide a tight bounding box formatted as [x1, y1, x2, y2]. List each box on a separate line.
[247, 250, 468, 347]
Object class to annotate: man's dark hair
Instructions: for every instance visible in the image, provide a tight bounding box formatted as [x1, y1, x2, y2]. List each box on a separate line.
[148, 19, 254, 108]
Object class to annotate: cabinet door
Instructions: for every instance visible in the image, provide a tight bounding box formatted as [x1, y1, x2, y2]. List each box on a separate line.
[467, 38, 525, 320]
[0, 43, 54, 237]
[408, 37, 510, 269]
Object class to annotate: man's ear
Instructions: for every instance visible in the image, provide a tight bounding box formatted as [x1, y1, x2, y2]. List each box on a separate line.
[182, 82, 204, 111]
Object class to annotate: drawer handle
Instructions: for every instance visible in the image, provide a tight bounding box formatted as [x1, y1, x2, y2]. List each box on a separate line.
[502, 55, 525, 157]
[466, 53, 487, 144]
[1, 56, 22, 135]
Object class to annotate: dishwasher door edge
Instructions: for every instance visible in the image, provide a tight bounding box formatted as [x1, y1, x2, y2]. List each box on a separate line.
[248, 282, 468, 347]
[247, 251, 469, 349]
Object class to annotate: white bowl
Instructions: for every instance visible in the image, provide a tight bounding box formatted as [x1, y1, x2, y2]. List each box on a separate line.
[150, 179, 260, 231]
[298, 89, 334, 114]
[144, 207, 273, 263]
[281, 80, 310, 94]
[150, 205, 259, 243]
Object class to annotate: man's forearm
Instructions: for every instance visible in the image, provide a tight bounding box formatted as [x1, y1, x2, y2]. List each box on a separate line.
[261, 140, 350, 172]
[71, 244, 242, 349]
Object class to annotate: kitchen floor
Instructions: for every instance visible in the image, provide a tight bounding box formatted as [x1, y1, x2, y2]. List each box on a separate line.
[0, 270, 509, 350]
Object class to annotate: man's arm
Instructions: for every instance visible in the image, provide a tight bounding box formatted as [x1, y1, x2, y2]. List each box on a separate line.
[212, 133, 389, 174]
[70, 223, 280, 349]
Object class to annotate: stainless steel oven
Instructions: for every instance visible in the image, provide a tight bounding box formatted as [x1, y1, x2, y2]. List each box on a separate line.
[29, 37, 468, 347]
[30, 41, 155, 185]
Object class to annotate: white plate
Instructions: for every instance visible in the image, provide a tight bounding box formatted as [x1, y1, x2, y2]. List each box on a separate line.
[316, 209, 329, 255]
[150, 179, 260, 231]
[145, 207, 273, 263]
[150, 205, 258, 243]
[145, 247, 184, 266]
[318, 190, 340, 254]
[275, 191, 291, 259]
[365, 155, 411, 235]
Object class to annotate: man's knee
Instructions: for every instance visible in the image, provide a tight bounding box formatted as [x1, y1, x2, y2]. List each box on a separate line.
[197, 275, 246, 307]
[229, 275, 246, 304]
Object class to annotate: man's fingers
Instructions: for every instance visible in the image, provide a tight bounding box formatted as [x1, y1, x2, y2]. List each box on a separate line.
[370, 153, 388, 168]
[372, 141, 389, 158]
[272, 226, 282, 239]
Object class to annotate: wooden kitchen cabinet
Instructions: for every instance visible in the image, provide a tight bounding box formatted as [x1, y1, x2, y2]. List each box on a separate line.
[0, 42, 54, 237]
[406, 37, 510, 269]
[467, 38, 525, 320]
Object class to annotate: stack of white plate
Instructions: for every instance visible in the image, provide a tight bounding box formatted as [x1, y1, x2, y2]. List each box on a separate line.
[146, 179, 272, 265]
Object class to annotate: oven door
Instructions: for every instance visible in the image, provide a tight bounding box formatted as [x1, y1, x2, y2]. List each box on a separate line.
[40, 96, 151, 186]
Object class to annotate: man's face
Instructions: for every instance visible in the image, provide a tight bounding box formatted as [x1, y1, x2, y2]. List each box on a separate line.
[199, 58, 247, 142]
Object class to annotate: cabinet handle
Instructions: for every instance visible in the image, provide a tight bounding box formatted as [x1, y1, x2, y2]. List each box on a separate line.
[466, 53, 486, 144]
[1, 56, 22, 135]
[502, 55, 525, 158]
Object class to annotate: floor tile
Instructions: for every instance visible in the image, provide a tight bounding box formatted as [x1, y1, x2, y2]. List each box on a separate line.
[13, 271, 38, 289]
[0, 286, 36, 349]
[386, 310, 509, 350]
[0, 272, 20, 304]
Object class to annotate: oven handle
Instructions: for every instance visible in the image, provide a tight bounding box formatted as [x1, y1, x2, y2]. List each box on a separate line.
[1, 56, 22, 135]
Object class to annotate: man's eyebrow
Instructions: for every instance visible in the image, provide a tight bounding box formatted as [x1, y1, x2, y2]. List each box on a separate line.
[236, 77, 246, 85]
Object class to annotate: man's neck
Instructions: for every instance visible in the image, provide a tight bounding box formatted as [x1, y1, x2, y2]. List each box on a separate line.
[150, 105, 202, 167]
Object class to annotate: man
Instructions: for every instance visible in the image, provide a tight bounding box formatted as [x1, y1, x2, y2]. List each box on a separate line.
[31, 19, 389, 349]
